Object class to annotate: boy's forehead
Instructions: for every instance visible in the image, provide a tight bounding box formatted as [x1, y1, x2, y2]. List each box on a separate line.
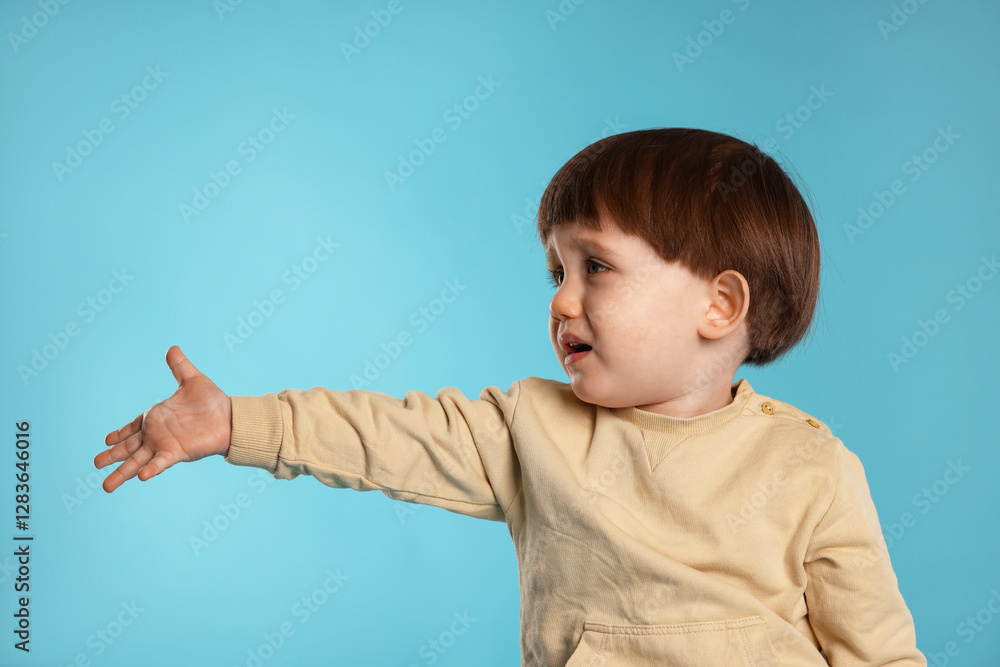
[545, 225, 616, 263]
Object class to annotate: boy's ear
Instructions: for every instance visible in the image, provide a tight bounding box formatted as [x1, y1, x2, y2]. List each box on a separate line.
[698, 270, 750, 340]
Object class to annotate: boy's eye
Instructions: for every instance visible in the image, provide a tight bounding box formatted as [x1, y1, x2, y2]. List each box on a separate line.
[587, 260, 607, 275]
[546, 260, 606, 288]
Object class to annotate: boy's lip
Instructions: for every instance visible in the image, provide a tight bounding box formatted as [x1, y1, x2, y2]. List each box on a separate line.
[558, 332, 593, 355]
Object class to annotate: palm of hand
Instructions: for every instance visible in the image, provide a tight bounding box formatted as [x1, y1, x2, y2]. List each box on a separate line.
[95, 346, 231, 493]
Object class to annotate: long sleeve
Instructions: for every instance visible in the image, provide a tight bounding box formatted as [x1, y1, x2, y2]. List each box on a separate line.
[803, 443, 926, 666]
[218, 376, 927, 665]
[223, 381, 524, 522]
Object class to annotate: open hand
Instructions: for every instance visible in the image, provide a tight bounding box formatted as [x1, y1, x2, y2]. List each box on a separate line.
[95, 345, 232, 493]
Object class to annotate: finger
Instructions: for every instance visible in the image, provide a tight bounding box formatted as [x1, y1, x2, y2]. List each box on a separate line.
[166, 345, 202, 386]
[105, 412, 144, 446]
[95, 431, 144, 469]
[102, 443, 153, 493]
[138, 450, 176, 482]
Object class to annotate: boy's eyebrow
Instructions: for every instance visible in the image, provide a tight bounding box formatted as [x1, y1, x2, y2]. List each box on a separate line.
[545, 238, 615, 266]
[580, 238, 613, 254]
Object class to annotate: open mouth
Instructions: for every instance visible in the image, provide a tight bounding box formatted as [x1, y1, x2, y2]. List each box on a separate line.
[564, 342, 592, 364]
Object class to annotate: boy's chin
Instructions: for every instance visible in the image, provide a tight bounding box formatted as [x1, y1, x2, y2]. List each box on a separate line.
[566, 378, 630, 409]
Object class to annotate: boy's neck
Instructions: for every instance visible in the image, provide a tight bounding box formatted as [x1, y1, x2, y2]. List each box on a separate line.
[633, 379, 738, 420]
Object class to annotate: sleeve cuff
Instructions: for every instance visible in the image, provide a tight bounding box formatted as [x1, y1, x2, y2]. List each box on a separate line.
[225, 394, 283, 474]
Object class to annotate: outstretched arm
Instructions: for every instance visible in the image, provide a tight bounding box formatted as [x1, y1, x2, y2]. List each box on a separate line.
[95, 346, 232, 493]
[224, 380, 523, 522]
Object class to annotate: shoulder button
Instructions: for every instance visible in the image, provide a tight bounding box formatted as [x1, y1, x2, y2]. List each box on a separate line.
[806, 418, 821, 429]
[760, 401, 774, 415]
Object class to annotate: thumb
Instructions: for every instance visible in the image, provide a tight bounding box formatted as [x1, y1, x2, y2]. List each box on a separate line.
[165, 345, 202, 385]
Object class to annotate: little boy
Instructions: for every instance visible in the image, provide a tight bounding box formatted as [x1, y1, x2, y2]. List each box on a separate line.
[96, 128, 926, 666]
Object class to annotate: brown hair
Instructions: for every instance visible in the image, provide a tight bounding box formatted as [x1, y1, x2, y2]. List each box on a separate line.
[536, 128, 821, 367]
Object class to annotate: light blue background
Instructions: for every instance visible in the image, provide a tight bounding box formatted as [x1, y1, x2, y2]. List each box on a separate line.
[1, 1, 998, 665]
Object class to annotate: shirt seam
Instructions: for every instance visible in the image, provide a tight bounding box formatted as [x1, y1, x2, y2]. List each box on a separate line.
[500, 378, 525, 517]
[804, 443, 844, 563]
[278, 456, 502, 511]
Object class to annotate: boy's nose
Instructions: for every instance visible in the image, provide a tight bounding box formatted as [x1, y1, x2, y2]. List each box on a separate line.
[549, 282, 583, 321]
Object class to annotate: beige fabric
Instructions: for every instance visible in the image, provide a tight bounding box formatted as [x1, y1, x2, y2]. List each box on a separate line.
[226, 376, 925, 666]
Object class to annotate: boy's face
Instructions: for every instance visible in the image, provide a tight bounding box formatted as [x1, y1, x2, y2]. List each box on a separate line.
[545, 220, 726, 412]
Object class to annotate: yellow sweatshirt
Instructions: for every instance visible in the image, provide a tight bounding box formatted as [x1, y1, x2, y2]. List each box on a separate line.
[224, 376, 926, 666]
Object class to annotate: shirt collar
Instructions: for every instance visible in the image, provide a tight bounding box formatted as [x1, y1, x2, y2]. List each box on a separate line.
[607, 378, 754, 436]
